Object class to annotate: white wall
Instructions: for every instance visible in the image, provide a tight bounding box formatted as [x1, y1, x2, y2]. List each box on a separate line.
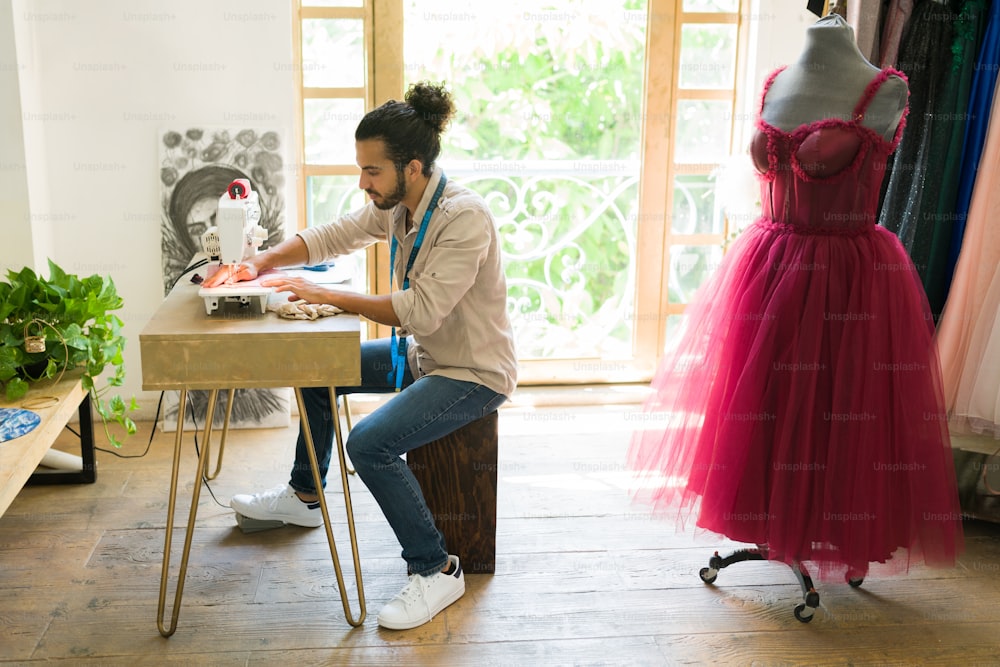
[8, 0, 297, 420]
[750, 2, 821, 88]
[0, 0, 39, 269]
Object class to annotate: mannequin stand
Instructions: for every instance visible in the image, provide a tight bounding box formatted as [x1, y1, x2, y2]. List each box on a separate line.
[697, 546, 865, 623]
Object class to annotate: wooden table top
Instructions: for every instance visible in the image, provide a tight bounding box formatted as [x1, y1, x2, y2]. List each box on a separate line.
[139, 275, 361, 391]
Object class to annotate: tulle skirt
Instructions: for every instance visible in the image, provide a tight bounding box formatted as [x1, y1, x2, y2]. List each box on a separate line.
[628, 218, 964, 579]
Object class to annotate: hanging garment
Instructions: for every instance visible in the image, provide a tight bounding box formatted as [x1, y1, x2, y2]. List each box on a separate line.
[927, 1, 990, 318]
[937, 72, 1000, 438]
[945, 0, 1000, 288]
[877, 0, 956, 315]
[848, 0, 885, 62]
[879, 0, 915, 67]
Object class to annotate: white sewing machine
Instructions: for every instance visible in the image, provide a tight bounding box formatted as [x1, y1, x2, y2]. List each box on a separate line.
[198, 179, 271, 315]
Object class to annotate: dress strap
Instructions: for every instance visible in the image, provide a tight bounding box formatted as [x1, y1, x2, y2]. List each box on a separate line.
[757, 66, 787, 117]
[853, 67, 909, 146]
[753, 67, 788, 181]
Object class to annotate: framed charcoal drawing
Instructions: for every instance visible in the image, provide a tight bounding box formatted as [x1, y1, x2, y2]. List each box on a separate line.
[158, 127, 291, 431]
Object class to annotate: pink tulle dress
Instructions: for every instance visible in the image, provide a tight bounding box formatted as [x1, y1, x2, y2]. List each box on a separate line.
[628, 67, 964, 579]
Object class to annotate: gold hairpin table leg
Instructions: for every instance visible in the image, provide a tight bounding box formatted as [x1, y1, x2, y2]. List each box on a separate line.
[341, 396, 356, 475]
[203, 388, 234, 481]
[295, 387, 366, 626]
[157, 388, 219, 637]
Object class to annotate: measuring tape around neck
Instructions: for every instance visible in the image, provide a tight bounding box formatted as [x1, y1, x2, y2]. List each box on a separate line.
[387, 173, 448, 390]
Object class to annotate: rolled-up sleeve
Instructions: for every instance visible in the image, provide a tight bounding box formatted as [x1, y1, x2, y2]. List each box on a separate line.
[391, 205, 491, 337]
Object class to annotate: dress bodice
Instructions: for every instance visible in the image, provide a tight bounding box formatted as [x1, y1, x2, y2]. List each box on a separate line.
[750, 67, 908, 235]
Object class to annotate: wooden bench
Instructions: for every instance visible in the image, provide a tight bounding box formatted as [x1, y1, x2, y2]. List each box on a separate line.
[0, 373, 96, 518]
[407, 411, 499, 574]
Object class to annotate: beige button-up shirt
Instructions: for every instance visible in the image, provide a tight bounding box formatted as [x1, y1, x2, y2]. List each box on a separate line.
[297, 166, 518, 397]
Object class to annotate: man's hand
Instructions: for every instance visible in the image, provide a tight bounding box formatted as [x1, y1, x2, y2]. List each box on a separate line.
[201, 237, 310, 288]
[202, 262, 259, 288]
[260, 276, 400, 326]
[261, 276, 332, 304]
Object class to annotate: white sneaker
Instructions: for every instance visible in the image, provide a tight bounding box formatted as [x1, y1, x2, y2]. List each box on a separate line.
[229, 483, 324, 528]
[377, 555, 465, 630]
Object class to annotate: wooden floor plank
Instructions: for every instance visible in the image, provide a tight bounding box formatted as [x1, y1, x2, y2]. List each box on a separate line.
[2, 405, 999, 665]
[243, 638, 669, 667]
[654, 623, 1000, 666]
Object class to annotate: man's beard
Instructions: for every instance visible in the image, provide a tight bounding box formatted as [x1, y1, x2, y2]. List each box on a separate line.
[368, 169, 407, 210]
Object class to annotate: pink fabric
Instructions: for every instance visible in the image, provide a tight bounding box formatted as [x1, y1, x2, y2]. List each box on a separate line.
[849, 0, 884, 63]
[628, 67, 963, 580]
[879, 0, 914, 67]
[936, 76, 1000, 437]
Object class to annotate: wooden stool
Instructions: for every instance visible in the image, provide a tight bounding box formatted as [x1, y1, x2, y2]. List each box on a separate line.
[407, 411, 498, 574]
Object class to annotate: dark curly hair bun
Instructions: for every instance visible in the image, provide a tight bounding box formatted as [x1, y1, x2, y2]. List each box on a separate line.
[406, 82, 455, 133]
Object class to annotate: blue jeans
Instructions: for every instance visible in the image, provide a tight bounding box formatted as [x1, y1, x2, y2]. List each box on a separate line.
[288, 337, 507, 576]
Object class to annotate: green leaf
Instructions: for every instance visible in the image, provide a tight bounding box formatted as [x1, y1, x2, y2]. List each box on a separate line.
[0, 344, 22, 368]
[46, 258, 67, 285]
[5, 376, 29, 401]
[62, 323, 89, 350]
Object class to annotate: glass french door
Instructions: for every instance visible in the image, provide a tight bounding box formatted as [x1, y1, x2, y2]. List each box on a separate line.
[294, 0, 749, 381]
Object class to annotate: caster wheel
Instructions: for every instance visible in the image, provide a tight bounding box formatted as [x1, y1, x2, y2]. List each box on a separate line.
[793, 603, 815, 623]
[848, 577, 864, 588]
[699, 567, 718, 584]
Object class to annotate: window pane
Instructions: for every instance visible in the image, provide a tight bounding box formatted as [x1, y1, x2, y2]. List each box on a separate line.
[304, 99, 366, 164]
[672, 173, 724, 235]
[668, 244, 723, 304]
[305, 175, 368, 292]
[682, 0, 739, 11]
[675, 100, 732, 163]
[403, 1, 647, 364]
[404, 3, 646, 163]
[679, 24, 737, 89]
[461, 168, 639, 360]
[306, 175, 366, 227]
[664, 314, 686, 352]
[302, 19, 365, 88]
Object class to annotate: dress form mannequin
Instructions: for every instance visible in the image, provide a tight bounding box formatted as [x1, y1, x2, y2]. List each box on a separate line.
[761, 14, 907, 141]
[628, 7, 963, 620]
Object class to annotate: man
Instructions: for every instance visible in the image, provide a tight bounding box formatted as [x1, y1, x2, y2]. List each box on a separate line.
[204, 82, 517, 630]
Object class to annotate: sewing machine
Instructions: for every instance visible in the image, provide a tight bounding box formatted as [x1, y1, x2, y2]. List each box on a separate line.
[198, 179, 270, 315]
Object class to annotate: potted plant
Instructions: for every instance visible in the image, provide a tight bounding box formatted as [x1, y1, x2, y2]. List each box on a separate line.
[0, 259, 137, 446]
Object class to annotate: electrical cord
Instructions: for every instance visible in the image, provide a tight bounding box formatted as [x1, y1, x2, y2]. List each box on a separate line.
[170, 257, 211, 291]
[84, 257, 226, 504]
[90, 391, 163, 459]
[168, 256, 241, 509]
[86, 256, 210, 459]
[86, 390, 227, 508]
[187, 394, 230, 509]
